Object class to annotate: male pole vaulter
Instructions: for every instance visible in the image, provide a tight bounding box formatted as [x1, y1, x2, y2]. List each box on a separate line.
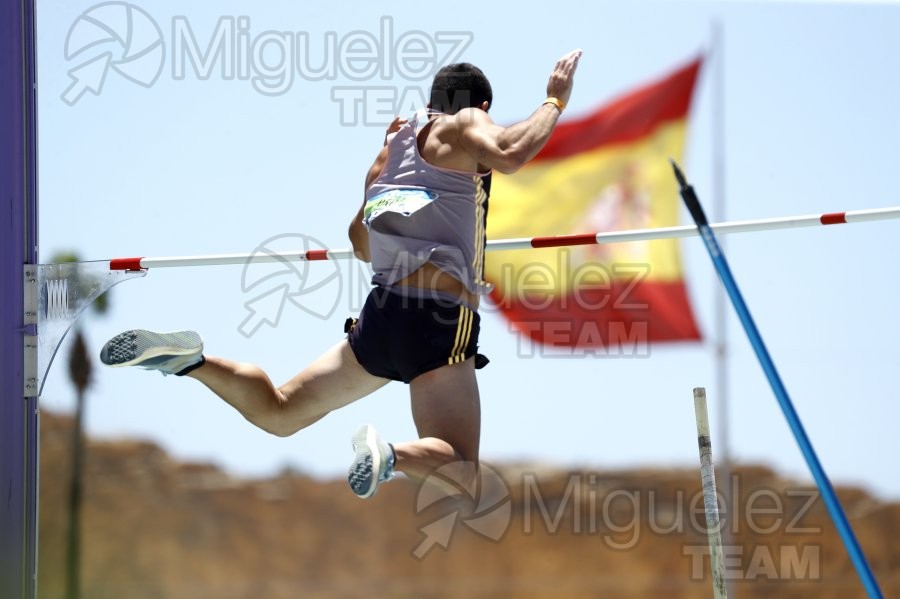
[100, 49, 583, 498]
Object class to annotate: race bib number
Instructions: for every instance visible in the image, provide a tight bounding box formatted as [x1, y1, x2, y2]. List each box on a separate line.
[364, 189, 437, 225]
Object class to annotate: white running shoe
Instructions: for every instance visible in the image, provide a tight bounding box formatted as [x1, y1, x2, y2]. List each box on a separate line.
[348, 424, 395, 498]
[100, 329, 204, 376]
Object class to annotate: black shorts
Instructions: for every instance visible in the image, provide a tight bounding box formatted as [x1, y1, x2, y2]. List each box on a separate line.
[346, 286, 488, 383]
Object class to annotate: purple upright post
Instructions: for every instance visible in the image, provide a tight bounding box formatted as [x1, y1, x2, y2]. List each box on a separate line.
[0, 0, 39, 597]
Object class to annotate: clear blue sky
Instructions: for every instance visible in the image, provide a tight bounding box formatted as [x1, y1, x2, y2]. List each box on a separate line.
[37, 0, 900, 500]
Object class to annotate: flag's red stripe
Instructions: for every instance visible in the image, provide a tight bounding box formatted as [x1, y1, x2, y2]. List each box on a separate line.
[487, 280, 701, 347]
[109, 257, 144, 271]
[820, 212, 847, 225]
[532, 58, 702, 162]
[305, 249, 329, 261]
[531, 233, 598, 248]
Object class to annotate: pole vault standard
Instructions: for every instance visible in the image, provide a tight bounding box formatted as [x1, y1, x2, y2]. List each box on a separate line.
[1, 0, 38, 596]
[107, 206, 900, 270]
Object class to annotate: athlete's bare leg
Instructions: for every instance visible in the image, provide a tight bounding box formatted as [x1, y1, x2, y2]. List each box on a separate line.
[187, 339, 390, 437]
[392, 358, 481, 488]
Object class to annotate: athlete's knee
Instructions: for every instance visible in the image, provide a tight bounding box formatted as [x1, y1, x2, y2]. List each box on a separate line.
[246, 388, 299, 437]
[248, 411, 295, 438]
[259, 419, 297, 438]
[442, 456, 479, 494]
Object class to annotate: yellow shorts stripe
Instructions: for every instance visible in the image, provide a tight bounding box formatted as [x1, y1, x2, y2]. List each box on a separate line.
[449, 306, 473, 365]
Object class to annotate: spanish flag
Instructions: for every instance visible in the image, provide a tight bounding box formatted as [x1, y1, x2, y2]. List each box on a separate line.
[486, 58, 703, 348]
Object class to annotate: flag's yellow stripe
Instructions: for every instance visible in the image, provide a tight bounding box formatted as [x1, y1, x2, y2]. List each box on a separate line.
[486, 120, 688, 293]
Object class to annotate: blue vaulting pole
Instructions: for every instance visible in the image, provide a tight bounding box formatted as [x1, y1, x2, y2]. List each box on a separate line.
[670, 160, 882, 598]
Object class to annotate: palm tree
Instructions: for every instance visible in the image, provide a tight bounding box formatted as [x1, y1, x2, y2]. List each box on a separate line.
[52, 251, 110, 599]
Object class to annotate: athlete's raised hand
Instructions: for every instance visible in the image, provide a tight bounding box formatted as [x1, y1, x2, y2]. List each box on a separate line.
[546, 49, 583, 108]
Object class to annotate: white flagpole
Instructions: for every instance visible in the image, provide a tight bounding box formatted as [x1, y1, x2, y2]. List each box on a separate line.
[711, 19, 735, 599]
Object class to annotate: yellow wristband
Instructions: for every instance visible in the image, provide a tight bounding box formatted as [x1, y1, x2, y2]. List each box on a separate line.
[543, 97, 565, 112]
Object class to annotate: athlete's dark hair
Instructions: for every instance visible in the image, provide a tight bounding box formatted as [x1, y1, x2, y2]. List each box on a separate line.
[429, 63, 493, 114]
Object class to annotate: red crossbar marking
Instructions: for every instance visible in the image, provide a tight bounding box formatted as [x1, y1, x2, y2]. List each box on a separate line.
[305, 249, 329, 261]
[109, 257, 144, 271]
[531, 233, 598, 248]
[820, 212, 847, 225]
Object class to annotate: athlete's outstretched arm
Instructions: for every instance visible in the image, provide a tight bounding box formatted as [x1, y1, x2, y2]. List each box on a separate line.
[457, 49, 582, 174]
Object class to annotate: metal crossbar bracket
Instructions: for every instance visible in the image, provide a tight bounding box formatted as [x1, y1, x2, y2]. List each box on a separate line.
[24, 261, 146, 397]
[24, 335, 37, 397]
[23, 265, 38, 397]
[23, 264, 37, 324]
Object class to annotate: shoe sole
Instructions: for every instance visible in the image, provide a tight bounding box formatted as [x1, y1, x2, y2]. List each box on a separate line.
[350, 424, 383, 499]
[100, 329, 202, 367]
